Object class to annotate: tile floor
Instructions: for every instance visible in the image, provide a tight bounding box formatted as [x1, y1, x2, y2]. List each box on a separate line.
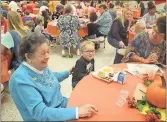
[1, 41, 116, 121]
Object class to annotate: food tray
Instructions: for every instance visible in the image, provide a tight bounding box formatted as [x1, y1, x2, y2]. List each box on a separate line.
[91, 66, 114, 82]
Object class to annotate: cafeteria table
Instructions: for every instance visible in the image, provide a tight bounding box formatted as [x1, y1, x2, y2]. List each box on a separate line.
[67, 63, 166, 121]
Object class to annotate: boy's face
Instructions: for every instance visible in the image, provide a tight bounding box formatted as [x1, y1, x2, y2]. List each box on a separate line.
[82, 45, 95, 61]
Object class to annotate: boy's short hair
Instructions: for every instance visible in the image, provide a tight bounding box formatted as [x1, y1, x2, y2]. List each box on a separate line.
[25, 10, 30, 15]
[24, 20, 35, 28]
[80, 41, 95, 53]
[89, 12, 98, 22]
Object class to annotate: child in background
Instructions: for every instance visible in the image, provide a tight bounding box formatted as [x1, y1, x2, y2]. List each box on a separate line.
[134, 22, 146, 35]
[34, 15, 53, 42]
[72, 41, 95, 88]
[86, 12, 100, 49]
[24, 20, 35, 34]
[23, 10, 33, 23]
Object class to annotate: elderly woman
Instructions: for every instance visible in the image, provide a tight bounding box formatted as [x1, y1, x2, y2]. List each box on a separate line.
[1, 11, 28, 70]
[118, 16, 166, 64]
[57, 4, 80, 58]
[9, 33, 98, 121]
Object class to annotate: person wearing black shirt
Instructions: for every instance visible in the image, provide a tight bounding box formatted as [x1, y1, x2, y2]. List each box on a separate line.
[52, 5, 64, 20]
[72, 41, 95, 88]
[87, 12, 99, 37]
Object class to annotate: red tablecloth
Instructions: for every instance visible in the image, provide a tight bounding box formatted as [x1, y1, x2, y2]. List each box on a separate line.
[67, 63, 166, 121]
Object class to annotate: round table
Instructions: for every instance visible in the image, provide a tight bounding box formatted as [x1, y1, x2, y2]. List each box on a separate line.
[67, 63, 165, 121]
[46, 19, 88, 37]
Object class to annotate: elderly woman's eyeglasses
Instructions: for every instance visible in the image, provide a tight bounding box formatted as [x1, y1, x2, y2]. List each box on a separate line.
[29, 52, 49, 58]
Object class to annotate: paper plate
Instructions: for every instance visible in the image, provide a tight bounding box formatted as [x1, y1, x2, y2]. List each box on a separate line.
[91, 66, 114, 83]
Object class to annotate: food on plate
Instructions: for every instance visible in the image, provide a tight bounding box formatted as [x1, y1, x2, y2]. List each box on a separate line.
[97, 71, 106, 78]
[103, 68, 113, 73]
[97, 71, 112, 81]
[108, 73, 114, 77]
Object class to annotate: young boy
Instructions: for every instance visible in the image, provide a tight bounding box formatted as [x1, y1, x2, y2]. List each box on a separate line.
[72, 41, 95, 88]
[24, 20, 35, 34]
[83, 12, 100, 49]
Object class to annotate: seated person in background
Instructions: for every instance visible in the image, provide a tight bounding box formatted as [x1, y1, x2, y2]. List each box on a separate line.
[34, 16, 52, 41]
[85, 12, 100, 49]
[121, 16, 166, 64]
[142, 4, 159, 28]
[9, 33, 98, 121]
[76, 4, 84, 18]
[52, 4, 64, 20]
[72, 41, 95, 88]
[134, 22, 146, 35]
[86, 12, 99, 38]
[24, 20, 35, 34]
[23, 10, 33, 23]
[95, 4, 112, 37]
[108, 9, 133, 49]
[108, 2, 117, 21]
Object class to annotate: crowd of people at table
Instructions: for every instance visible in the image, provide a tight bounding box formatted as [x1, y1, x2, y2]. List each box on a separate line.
[0, 0, 166, 121]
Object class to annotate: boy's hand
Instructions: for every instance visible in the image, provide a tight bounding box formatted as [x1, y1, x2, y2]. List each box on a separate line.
[69, 66, 75, 75]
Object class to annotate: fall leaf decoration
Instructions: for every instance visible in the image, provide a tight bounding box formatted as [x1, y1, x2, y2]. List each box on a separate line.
[145, 107, 161, 122]
[127, 96, 162, 121]
[126, 96, 137, 108]
[145, 112, 160, 122]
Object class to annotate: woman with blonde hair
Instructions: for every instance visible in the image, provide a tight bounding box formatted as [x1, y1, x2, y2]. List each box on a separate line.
[1, 11, 28, 70]
[108, 9, 133, 49]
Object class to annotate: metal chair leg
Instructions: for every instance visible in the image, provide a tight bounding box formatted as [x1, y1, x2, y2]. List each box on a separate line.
[68, 47, 73, 58]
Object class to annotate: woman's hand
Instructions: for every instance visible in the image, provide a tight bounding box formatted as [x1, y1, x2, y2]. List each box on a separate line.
[144, 53, 158, 64]
[119, 41, 125, 48]
[142, 55, 158, 64]
[78, 104, 98, 118]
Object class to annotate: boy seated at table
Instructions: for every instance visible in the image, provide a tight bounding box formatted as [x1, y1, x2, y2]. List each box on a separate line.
[72, 41, 95, 88]
[23, 10, 33, 23]
[83, 12, 100, 49]
[24, 20, 35, 34]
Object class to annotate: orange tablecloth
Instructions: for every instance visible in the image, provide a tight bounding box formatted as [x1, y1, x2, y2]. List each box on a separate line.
[33, 8, 39, 15]
[47, 20, 88, 37]
[67, 63, 166, 121]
